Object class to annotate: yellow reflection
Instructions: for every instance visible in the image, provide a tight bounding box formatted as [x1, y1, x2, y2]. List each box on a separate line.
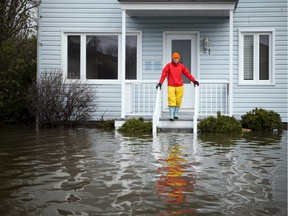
[155, 145, 196, 214]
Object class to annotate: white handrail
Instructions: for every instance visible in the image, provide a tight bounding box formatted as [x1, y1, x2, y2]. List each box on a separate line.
[198, 79, 229, 84]
[152, 87, 161, 135]
[125, 80, 158, 84]
[193, 85, 199, 134]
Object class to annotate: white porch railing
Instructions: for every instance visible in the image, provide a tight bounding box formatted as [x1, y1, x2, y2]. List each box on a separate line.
[193, 80, 229, 133]
[124, 80, 229, 133]
[198, 80, 229, 116]
[124, 80, 158, 116]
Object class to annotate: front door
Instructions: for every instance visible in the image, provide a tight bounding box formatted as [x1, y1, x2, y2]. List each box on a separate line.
[163, 32, 199, 111]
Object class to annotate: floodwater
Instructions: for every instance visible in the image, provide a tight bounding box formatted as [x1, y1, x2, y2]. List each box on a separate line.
[0, 127, 287, 216]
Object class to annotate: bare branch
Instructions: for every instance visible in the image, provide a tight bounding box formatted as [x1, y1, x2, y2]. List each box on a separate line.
[0, 0, 39, 45]
[26, 71, 97, 128]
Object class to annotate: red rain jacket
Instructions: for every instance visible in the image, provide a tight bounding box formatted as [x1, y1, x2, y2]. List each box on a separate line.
[159, 62, 196, 87]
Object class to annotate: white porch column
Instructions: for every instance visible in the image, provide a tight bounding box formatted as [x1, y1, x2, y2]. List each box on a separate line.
[121, 9, 126, 118]
[229, 9, 234, 116]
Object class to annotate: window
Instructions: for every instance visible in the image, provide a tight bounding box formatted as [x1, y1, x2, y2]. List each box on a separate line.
[67, 36, 81, 79]
[66, 34, 138, 81]
[239, 31, 274, 85]
[126, 36, 137, 80]
[86, 35, 118, 79]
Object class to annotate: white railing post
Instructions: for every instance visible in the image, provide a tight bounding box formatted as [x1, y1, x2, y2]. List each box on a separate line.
[121, 9, 126, 118]
[229, 9, 234, 116]
[193, 85, 199, 134]
[153, 87, 161, 135]
[126, 83, 132, 114]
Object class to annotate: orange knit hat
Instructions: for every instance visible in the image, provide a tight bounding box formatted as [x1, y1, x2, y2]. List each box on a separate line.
[172, 52, 180, 60]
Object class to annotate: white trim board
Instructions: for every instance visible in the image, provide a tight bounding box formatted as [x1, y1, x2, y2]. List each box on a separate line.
[120, 3, 235, 11]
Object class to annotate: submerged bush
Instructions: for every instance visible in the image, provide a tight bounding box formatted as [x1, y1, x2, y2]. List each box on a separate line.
[95, 119, 115, 130]
[118, 117, 152, 134]
[198, 112, 242, 133]
[241, 108, 282, 131]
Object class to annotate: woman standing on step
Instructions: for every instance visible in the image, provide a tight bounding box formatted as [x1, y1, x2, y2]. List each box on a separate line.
[156, 52, 199, 121]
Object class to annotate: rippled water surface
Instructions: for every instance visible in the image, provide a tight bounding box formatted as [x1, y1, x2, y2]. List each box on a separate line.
[0, 127, 286, 216]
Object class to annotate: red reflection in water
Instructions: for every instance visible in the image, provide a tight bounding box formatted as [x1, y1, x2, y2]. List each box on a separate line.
[155, 145, 196, 215]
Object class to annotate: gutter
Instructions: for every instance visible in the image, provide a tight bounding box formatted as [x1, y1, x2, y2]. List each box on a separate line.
[234, 0, 239, 10]
[37, 2, 42, 80]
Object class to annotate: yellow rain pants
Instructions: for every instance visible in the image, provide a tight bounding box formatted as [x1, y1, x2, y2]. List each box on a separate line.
[168, 86, 184, 107]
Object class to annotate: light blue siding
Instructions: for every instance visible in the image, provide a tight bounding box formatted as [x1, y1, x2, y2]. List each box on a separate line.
[137, 17, 231, 81]
[90, 85, 122, 119]
[39, 0, 123, 119]
[39, 0, 288, 122]
[39, 0, 122, 72]
[233, 0, 288, 122]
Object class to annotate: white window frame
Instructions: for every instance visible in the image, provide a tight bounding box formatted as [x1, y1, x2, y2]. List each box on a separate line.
[238, 29, 275, 85]
[61, 30, 142, 84]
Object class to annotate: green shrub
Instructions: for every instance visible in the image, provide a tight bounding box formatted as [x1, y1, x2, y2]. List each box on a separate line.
[198, 112, 242, 133]
[118, 117, 152, 134]
[0, 37, 37, 124]
[241, 108, 282, 131]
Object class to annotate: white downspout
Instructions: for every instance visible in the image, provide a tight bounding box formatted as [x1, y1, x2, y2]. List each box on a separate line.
[36, 2, 42, 131]
[121, 9, 126, 118]
[37, 3, 42, 81]
[229, 9, 234, 116]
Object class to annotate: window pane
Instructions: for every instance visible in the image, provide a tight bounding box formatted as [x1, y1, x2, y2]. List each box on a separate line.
[68, 36, 80, 79]
[86, 36, 118, 79]
[126, 36, 137, 80]
[172, 40, 191, 84]
[259, 35, 269, 80]
[244, 35, 254, 80]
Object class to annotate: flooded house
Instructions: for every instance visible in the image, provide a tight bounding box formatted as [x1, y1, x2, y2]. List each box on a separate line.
[37, 0, 288, 131]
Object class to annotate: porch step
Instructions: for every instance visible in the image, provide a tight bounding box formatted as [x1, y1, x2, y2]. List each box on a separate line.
[161, 110, 194, 119]
[114, 111, 197, 132]
[158, 118, 194, 132]
[114, 118, 196, 132]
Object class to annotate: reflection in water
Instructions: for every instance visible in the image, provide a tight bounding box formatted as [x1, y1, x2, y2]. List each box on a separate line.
[155, 144, 196, 215]
[0, 127, 286, 216]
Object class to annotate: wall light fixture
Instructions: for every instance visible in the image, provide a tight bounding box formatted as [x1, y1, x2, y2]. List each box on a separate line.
[203, 37, 210, 54]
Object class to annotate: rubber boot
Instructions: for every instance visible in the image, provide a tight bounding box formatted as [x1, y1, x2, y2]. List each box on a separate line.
[174, 106, 180, 119]
[169, 107, 175, 121]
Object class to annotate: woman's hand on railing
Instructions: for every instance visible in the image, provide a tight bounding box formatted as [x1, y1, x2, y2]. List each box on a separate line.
[156, 83, 162, 90]
[193, 80, 199, 87]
